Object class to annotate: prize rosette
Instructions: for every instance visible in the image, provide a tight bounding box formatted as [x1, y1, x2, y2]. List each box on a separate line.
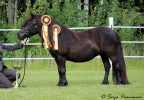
[52, 24, 61, 34]
[41, 15, 52, 49]
[41, 15, 51, 25]
[52, 24, 61, 50]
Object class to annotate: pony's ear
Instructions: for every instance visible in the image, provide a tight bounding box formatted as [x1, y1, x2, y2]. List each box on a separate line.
[30, 13, 35, 18]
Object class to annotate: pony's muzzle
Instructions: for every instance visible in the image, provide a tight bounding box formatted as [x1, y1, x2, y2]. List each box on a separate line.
[18, 32, 27, 40]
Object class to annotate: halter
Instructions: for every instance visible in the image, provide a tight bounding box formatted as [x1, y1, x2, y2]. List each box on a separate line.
[22, 19, 38, 37]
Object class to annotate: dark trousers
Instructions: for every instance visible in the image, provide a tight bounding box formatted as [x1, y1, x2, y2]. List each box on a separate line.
[0, 67, 20, 88]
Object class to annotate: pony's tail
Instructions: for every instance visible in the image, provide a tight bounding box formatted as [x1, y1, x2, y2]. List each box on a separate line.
[113, 30, 130, 85]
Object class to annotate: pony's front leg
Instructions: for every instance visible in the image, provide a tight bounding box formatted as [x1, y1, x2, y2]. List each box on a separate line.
[55, 56, 68, 87]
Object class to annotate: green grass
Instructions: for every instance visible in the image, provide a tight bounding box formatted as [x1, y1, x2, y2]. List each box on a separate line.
[0, 70, 144, 100]
[1, 58, 144, 100]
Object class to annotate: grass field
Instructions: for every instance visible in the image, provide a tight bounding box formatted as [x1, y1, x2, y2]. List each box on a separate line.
[1, 58, 144, 100]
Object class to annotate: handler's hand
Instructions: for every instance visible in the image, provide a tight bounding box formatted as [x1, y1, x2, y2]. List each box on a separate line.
[21, 38, 29, 45]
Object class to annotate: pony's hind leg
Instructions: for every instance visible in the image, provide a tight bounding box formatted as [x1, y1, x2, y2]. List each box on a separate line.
[100, 53, 111, 84]
[109, 55, 122, 85]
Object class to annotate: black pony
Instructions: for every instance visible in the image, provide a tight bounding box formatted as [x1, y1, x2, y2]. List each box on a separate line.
[18, 14, 130, 86]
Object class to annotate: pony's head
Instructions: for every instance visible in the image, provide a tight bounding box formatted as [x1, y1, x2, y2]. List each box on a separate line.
[18, 13, 42, 40]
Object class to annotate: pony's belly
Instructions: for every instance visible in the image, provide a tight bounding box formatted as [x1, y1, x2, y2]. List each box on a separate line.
[67, 51, 99, 62]
[67, 56, 97, 62]
[67, 42, 100, 62]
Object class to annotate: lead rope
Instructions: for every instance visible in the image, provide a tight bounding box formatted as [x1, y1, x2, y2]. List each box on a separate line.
[18, 38, 28, 86]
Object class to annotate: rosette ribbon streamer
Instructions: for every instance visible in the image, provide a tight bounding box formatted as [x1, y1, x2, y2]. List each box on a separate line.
[52, 24, 61, 50]
[41, 15, 52, 49]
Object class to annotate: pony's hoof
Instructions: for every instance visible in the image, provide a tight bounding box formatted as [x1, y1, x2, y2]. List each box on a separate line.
[57, 82, 68, 87]
[101, 81, 109, 85]
[117, 83, 121, 85]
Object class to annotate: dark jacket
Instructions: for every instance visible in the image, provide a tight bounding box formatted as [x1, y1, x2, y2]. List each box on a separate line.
[0, 42, 23, 71]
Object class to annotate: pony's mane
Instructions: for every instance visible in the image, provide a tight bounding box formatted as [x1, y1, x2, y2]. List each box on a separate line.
[20, 16, 32, 28]
[69, 29, 81, 43]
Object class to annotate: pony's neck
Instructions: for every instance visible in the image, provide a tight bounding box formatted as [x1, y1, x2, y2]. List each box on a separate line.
[36, 15, 44, 47]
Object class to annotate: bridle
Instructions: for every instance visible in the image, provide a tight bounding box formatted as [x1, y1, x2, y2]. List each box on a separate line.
[22, 19, 38, 37]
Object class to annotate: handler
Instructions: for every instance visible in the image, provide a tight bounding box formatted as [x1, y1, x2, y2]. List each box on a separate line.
[0, 38, 29, 88]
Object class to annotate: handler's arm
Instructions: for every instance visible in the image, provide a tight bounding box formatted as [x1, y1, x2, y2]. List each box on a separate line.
[1, 42, 23, 51]
[1, 38, 29, 51]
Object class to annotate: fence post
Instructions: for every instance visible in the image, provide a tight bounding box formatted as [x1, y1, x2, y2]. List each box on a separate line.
[109, 17, 114, 30]
[109, 17, 114, 70]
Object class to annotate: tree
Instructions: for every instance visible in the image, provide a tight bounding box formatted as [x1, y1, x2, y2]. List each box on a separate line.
[8, 0, 18, 26]
[84, 0, 89, 25]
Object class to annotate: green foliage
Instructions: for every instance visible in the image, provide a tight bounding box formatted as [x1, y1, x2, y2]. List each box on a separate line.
[0, 1, 8, 43]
